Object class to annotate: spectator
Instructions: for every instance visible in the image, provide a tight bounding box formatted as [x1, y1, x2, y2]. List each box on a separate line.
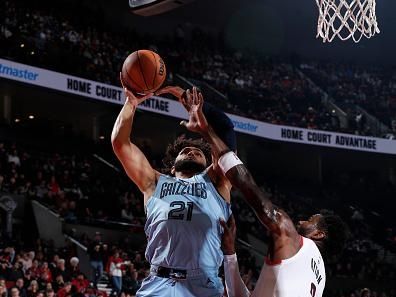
[14, 279, 26, 297]
[361, 288, 371, 297]
[71, 273, 89, 294]
[9, 288, 19, 297]
[108, 250, 124, 296]
[122, 264, 138, 295]
[38, 263, 52, 286]
[8, 150, 20, 167]
[68, 257, 79, 278]
[56, 282, 71, 297]
[53, 260, 70, 282]
[49, 256, 59, 275]
[43, 289, 54, 297]
[120, 204, 133, 223]
[26, 260, 40, 280]
[8, 263, 24, 282]
[52, 275, 64, 293]
[20, 253, 34, 273]
[87, 233, 104, 286]
[0, 284, 7, 297]
[26, 280, 39, 297]
[0, 261, 11, 278]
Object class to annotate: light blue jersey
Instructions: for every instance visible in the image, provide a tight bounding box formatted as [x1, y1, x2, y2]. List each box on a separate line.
[144, 171, 232, 271]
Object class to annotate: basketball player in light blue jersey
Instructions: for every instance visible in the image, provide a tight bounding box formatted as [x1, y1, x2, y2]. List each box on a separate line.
[111, 81, 234, 296]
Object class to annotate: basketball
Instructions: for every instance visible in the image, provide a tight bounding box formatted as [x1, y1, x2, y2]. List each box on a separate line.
[121, 49, 166, 94]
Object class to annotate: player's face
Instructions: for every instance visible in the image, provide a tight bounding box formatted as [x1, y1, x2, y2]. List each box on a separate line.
[296, 214, 323, 238]
[173, 147, 207, 173]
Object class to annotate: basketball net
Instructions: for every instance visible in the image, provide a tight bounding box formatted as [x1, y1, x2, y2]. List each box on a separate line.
[316, 0, 380, 43]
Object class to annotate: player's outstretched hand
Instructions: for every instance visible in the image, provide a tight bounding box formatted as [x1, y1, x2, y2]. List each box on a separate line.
[120, 72, 153, 106]
[180, 87, 209, 135]
[220, 215, 236, 255]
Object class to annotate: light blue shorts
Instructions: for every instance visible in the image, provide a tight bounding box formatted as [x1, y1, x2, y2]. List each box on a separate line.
[136, 268, 224, 297]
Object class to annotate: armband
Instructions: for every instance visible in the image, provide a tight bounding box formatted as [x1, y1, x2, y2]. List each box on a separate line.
[218, 152, 243, 174]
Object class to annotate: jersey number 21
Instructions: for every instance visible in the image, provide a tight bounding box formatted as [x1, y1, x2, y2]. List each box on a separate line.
[168, 201, 193, 221]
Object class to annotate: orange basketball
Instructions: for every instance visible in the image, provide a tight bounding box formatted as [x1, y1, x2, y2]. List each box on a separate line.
[121, 49, 166, 94]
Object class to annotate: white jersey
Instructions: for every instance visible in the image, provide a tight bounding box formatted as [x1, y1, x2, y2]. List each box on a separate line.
[252, 236, 326, 297]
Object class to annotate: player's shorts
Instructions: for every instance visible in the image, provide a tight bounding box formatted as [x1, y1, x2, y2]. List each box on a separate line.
[136, 266, 224, 297]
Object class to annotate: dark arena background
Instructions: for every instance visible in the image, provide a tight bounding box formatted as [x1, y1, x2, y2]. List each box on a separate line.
[1, 0, 396, 296]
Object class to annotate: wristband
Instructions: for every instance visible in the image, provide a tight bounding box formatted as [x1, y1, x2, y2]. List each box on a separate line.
[218, 152, 243, 174]
[223, 253, 238, 262]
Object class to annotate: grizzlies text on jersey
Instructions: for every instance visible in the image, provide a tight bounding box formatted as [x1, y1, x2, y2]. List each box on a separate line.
[144, 171, 232, 270]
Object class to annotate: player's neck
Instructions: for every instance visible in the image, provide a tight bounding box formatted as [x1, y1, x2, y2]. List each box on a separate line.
[175, 170, 197, 179]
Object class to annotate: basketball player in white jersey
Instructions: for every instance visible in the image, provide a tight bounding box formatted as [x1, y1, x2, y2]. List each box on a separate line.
[111, 80, 236, 296]
[180, 87, 348, 297]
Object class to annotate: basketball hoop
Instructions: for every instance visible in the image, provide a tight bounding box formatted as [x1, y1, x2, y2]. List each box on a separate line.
[316, 0, 380, 43]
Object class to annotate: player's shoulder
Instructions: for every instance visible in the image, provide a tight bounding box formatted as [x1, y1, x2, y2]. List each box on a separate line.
[301, 237, 324, 258]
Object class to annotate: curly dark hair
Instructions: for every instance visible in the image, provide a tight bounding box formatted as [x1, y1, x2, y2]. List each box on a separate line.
[318, 214, 349, 258]
[162, 136, 212, 174]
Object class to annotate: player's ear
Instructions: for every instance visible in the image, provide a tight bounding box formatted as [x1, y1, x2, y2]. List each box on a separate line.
[171, 166, 175, 175]
[311, 230, 326, 241]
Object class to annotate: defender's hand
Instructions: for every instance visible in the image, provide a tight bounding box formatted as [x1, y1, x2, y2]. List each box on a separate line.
[180, 87, 209, 134]
[220, 215, 236, 255]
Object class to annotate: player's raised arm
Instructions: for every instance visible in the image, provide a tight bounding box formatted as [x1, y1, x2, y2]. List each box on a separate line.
[181, 88, 294, 237]
[156, 86, 236, 153]
[111, 76, 158, 201]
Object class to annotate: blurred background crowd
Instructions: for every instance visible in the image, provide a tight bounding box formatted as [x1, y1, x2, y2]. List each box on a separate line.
[1, 0, 396, 296]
